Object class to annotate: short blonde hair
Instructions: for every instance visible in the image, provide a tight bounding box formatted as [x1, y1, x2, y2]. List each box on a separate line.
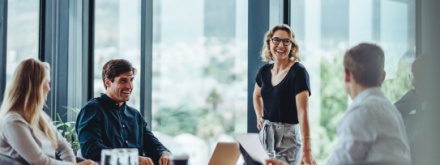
[260, 24, 300, 62]
[0, 58, 58, 148]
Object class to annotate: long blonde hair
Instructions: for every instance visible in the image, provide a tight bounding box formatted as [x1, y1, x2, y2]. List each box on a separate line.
[0, 58, 58, 148]
[260, 24, 300, 62]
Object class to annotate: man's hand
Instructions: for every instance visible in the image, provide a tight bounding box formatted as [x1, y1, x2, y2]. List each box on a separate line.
[139, 156, 154, 165]
[159, 151, 172, 165]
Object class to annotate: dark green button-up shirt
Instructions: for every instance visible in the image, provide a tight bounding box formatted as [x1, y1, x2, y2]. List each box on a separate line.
[76, 93, 169, 163]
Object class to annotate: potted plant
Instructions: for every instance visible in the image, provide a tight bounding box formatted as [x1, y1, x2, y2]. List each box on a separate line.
[53, 107, 80, 155]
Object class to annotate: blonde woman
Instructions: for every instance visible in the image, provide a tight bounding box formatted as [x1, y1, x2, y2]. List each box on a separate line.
[253, 24, 316, 165]
[0, 58, 95, 165]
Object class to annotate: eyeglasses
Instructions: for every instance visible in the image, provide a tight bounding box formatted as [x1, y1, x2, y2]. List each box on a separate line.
[271, 37, 293, 46]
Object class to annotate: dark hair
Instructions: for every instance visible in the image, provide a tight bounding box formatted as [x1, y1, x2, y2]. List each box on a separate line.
[411, 53, 440, 99]
[344, 43, 385, 87]
[412, 53, 440, 83]
[102, 59, 137, 89]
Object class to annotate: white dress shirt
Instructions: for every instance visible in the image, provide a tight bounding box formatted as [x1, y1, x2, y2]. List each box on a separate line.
[327, 87, 411, 165]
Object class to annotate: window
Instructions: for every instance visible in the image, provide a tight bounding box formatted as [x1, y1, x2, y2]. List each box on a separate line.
[290, 0, 415, 163]
[151, 0, 248, 164]
[93, 0, 141, 110]
[6, 0, 39, 85]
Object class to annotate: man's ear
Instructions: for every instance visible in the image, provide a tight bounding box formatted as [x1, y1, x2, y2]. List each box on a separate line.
[104, 78, 111, 89]
[344, 68, 351, 83]
[381, 71, 386, 83]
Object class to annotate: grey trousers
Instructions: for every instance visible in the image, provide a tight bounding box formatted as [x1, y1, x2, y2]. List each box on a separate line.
[259, 120, 302, 165]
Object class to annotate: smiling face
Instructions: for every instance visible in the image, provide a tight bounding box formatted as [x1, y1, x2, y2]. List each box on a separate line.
[105, 71, 134, 106]
[269, 30, 292, 61]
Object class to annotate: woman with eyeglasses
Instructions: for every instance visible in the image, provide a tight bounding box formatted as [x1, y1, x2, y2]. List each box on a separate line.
[0, 58, 96, 165]
[253, 24, 316, 165]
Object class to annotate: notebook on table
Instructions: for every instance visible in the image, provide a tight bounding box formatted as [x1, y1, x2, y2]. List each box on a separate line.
[234, 133, 268, 165]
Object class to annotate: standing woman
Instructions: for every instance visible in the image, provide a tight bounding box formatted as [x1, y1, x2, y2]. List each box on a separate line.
[0, 58, 95, 165]
[253, 24, 316, 165]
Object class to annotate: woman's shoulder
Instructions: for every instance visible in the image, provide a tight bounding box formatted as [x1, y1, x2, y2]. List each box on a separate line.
[258, 63, 273, 72]
[292, 62, 306, 70]
[1, 112, 29, 128]
[3, 112, 26, 123]
[289, 62, 309, 74]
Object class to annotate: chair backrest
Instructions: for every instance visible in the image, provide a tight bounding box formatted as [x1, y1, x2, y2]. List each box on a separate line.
[0, 153, 24, 165]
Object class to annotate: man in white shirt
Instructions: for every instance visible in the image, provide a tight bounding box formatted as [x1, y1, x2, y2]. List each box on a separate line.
[326, 43, 411, 165]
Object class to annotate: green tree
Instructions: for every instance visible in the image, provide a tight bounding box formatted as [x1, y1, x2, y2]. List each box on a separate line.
[382, 58, 413, 103]
[319, 56, 347, 141]
[153, 106, 198, 136]
[202, 49, 237, 84]
[206, 88, 223, 112]
[196, 108, 226, 139]
[318, 56, 347, 160]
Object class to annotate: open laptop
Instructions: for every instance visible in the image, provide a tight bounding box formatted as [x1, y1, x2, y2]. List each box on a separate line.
[208, 142, 241, 165]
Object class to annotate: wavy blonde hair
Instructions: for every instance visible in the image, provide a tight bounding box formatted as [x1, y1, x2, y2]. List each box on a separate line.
[0, 58, 58, 148]
[261, 24, 300, 62]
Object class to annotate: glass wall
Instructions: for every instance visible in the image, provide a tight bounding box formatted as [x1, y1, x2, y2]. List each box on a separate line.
[6, 0, 39, 84]
[1, 0, 425, 164]
[290, 0, 415, 164]
[151, 0, 248, 164]
[93, 0, 141, 110]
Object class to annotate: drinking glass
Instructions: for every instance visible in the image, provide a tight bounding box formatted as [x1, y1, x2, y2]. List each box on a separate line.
[171, 154, 189, 165]
[101, 149, 117, 165]
[126, 148, 139, 165]
[101, 148, 138, 165]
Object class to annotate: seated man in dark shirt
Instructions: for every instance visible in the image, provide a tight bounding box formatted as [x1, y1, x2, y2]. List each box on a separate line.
[393, 53, 440, 165]
[76, 59, 171, 165]
[404, 53, 440, 165]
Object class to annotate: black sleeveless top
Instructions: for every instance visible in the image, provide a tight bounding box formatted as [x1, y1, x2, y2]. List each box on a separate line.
[255, 62, 311, 124]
